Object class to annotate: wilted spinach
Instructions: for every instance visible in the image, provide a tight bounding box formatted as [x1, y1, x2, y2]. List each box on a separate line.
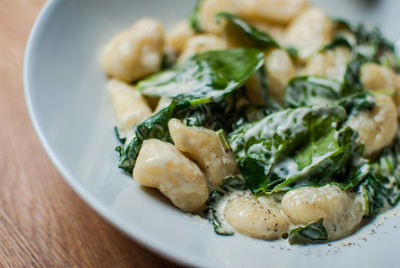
[189, 0, 203, 33]
[285, 76, 375, 113]
[118, 100, 193, 172]
[288, 219, 328, 244]
[229, 105, 353, 194]
[183, 88, 270, 132]
[361, 130, 400, 217]
[326, 18, 400, 72]
[214, 12, 299, 58]
[215, 12, 279, 49]
[138, 48, 264, 101]
[205, 176, 248, 235]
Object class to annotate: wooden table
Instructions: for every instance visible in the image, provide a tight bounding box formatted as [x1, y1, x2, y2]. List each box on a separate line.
[0, 1, 183, 267]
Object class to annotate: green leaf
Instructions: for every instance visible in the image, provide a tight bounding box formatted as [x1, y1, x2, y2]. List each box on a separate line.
[271, 127, 359, 193]
[379, 51, 400, 73]
[182, 89, 269, 132]
[342, 57, 365, 93]
[208, 208, 234, 235]
[138, 48, 264, 101]
[329, 18, 400, 72]
[215, 12, 279, 49]
[288, 219, 328, 244]
[219, 176, 248, 192]
[117, 91, 265, 173]
[229, 105, 348, 193]
[189, 0, 203, 33]
[118, 100, 194, 172]
[114, 126, 126, 144]
[205, 189, 234, 235]
[361, 129, 400, 217]
[322, 35, 353, 51]
[205, 177, 249, 236]
[285, 76, 375, 114]
[285, 76, 342, 107]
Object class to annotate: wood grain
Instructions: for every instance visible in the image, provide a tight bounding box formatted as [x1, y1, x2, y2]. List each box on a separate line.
[0, 1, 184, 267]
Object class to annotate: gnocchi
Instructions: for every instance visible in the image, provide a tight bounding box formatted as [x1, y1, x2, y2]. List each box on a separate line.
[234, 0, 308, 24]
[101, 18, 164, 82]
[133, 139, 208, 212]
[361, 63, 400, 115]
[166, 21, 195, 53]
[246, 48, 297, 105]
[196, 0, 236, 34]
[168, 119, 239, 187]
[264, 48, 297, 102]
[177, 34, 227, 63]
[347, 94, 398, 156]
[302, 46, 352, 81]
[107, 79, 152, 131]
[281, 185, 364, 240]
[224, 192, 290, 240]
[285, 8, 334, 59]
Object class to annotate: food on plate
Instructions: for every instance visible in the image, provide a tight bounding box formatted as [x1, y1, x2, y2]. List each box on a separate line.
[102, 0, 400, 244]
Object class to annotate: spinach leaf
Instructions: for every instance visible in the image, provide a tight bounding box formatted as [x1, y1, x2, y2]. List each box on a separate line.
[215, 12, 279, 49]
[288, 219, 328, 244]
[229, 105, 349, 193]
[351, 23, 394, 60]
[324, 18, 400, 91]
[214, 13, 299, 58]
[380, 52, 400, 73]
[285, 76, 375, 114]
[338, 91, 375, 113]
[342, 56, 365, 93]
[161, 52, 177, 70]
[208, 208, 234, 235]
[118, 99, 208, 172]
[285, 76, 342, 107]
[114, 126, 126, 144]
[205, 190, 233, 235]
[361, 131, 400, 217]
[328, 18, 400, 70]
[117, 90, 267, 172]
[219, 176, 248, 192]
[361, 170, 400, 217]
[322, 35, 353, 51]
[271, 126, 360, 193]
[182, 89, 270, 132]
[138, 49, 264, 101]
[189, 0, 203, 33]
[330, 19, 394, 57]
[205, 176, 247, 236]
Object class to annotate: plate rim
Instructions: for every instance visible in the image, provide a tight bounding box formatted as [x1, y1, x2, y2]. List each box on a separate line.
[22, 0, 213, 266]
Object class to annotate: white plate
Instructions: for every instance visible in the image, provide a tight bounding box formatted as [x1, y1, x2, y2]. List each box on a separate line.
[24, 0, 400, 267]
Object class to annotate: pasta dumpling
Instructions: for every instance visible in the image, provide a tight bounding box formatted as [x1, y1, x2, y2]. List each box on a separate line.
[166, 20, 195, 53]
[133, 139, 209, 212]
[302, 46, 352, 81]
[281, 185, 364, 240]
[107, 79, 152, 131]
[224, 192, 290, 240]
[196, 0, 236, 34]
[177, 34, 227, 63]
[285, 8, 334, 59]
[234, 0, 309, 24]
[347, 94, 398, 156]
[168, 119, 239, 187]
[101, 18, 164, 82]
[361, 63, 400, 115]
[264, 48, 297, 102]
